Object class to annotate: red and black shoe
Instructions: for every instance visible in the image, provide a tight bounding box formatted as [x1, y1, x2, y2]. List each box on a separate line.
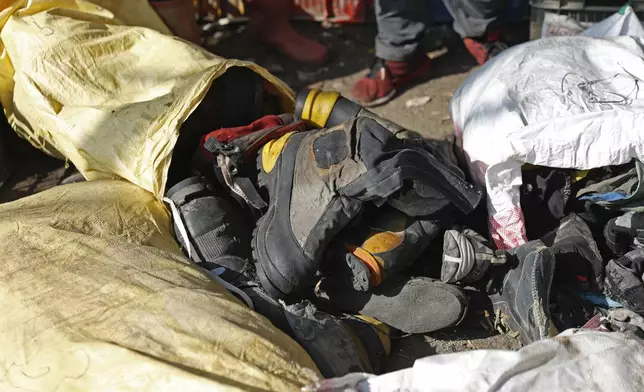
[463, 29, 508, 66]
[349, 54, 431, 107]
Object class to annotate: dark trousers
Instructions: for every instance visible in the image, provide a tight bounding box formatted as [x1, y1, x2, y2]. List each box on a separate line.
[375, 0, 503, 61]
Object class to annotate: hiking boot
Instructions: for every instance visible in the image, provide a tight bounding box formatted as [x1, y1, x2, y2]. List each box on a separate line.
[315, 276, 469, 334]
[247, 0, 329, 65]
[541, 213, 605, 291]
[463, 29, 508, 66]
[349, 54, 431, 107]
[326, 206, 441, 291]
[166, 176, 253, 273]
[208, 268, 390, 376]
[488, 240, 558, 345]
[282, 301, 391, 376]
[253, 115, 482, 298]
[441, 229, 508, 284]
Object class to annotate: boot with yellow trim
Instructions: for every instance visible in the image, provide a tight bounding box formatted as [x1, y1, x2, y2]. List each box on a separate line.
[324, 205, 442, 291]
[252, 91, 482, 298]
[282, 301, 391, 376]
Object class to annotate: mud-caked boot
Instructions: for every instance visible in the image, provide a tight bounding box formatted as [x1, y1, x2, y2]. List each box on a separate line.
[253, 115, 482, 298]
[441, 229, 508, 284]
[210, 273, 391, 376]
[282, 301, 391, 376]
[315, 276, 468, 334]
[488, 240, 558, 345]
[326, 206, 441, 291]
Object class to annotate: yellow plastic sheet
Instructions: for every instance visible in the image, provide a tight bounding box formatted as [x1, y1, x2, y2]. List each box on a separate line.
[0, 180, 319, 391]
[0, 0, 294, 198]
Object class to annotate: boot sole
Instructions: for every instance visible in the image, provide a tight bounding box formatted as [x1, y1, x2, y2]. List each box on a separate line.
[318, 277, 469, 334]
[361, 89, 397, 108]
[344, 254, 372, 292]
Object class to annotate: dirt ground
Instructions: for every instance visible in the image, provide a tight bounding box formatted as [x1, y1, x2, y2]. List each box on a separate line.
[0, 20, 528, 372]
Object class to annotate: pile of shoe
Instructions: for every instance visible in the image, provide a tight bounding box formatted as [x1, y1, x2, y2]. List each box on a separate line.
[164, 85, 644, 376]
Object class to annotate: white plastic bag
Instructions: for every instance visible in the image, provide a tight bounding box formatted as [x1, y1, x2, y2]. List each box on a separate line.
[583, 5, 644, 38]
[318, 331, 644, 392]
[451, 35, 644, 248]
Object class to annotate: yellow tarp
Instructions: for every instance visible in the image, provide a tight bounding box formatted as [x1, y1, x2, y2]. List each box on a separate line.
[0, 180, 319, 391]
[0, 0, 294, 199]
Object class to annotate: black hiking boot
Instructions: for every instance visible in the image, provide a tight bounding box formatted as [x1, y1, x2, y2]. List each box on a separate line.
[282, 301, 391, 376]
[252, 115, 482, 298]
[166, 176, 253, 273]
[488, 240, 558, 345]
[206, 266, 391, 376]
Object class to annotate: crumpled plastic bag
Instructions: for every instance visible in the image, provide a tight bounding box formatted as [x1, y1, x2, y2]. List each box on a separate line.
[0, 0, 293, 199]
[451, 35, 644, 248]
[583, 5, 644, 38]
[0, 179, 319, 391]
[318, 330, 644, 392]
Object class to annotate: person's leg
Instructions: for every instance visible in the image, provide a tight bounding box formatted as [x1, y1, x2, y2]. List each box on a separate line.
[375, 0, 429, 61]
[247, 0, 328, 66]
[349, 0, 431, 107]
[443, 0, 501, 38]
[442, 0, 507, 65]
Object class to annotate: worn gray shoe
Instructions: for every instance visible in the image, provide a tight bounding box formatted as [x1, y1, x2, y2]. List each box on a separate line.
[315, 276, 469, 334]
[253, 115, 482, 298]
[441, 229, 508, 284]
[488, 240, 558, 345]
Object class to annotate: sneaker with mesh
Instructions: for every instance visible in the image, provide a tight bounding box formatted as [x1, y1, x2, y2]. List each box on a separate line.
[349, 54, 431, 107]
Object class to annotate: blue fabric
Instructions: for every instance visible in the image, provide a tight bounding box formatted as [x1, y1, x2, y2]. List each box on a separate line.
[580, 192, 629, 202]
[577, 292, 624, 309]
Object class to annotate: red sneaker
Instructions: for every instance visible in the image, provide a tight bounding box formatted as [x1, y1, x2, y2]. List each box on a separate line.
[349, 54, 431, 107]
[463, 30, 508, 66]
